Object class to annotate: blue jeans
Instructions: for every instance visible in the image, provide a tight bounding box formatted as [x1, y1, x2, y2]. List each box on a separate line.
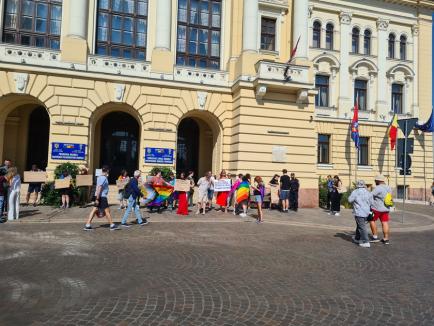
[121, 195, 143, 225]
[0, 196, 4, 217]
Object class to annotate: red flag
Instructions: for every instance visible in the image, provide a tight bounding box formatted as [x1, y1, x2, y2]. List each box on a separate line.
[284, 36, 300, 79]
[351, 99, 360, 148]
[389, 114, 398, 150]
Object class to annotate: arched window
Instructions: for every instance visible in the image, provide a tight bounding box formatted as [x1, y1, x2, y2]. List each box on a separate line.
[96, 0, 149, 60]
[2, 0, 63, 49]
[400, 35, 407, 60]
[312, 21, 321, 48]
[388, 33, 395, 58]
[351, 27, 360, 53]
[363, 29, 371, 55]
[325, 23, 334, 50]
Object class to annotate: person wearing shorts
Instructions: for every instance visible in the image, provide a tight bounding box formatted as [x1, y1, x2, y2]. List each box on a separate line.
[369, 175, 391, 244]
[196, 172, 211, 215]
[26, 164, 43, 206]
[84, 166, 118, 231]
[279, 169, 291, 212]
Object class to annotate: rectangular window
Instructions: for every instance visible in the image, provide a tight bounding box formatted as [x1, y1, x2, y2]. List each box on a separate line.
[358, 137, 369, 166]
[260, 17, 276, 51]
[391, 83, 403, 114]
[176, 0, 221, 69]
[317, 134, 330, 164]
[2, 0, 62, 50]
[96, 0, 148, 60]
[354, 79, 368, 111]
[315, 75, 329, 107]
[396, 185, 408, 199]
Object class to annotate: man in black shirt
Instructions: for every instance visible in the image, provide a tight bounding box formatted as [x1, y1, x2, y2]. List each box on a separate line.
[279, 169, 291, 212]
[289, 173, 300, 212]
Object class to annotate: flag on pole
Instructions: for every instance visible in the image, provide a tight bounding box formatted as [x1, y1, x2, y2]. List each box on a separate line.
[415, 107, 434, 132]
[351, 99, 360, 148]
[389, 114, 399, 150]
[283, 35, 300, 79]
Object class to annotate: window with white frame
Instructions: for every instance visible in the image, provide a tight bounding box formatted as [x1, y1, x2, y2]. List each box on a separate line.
[358, 137, 369, 166]
[399, 35, 407, 60]
[317, 134, 331, 164]
[325, 23, 333, 50]
[363, 29, 371, 55]
[260, 17, 276, 51]
[354, 79, 368, 111]
[391, 83, 403, 114]
[312, 21, 321, 48]
[315, 75, 329, 107]
[351, 27, 360, 53]
[388, 33, 395, 58]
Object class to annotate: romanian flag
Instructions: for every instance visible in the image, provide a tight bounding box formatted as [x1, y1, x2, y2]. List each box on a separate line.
[389, 114, 398, 150]
[149, 185, 174, 207]
[351, 99, 360, 148]
[236, 181, 250, 204]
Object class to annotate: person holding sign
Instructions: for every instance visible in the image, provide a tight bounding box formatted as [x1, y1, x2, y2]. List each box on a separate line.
[216, 170, 230, 213]
[25, 164, 43, 207]
[176, 172, 189, 216]
[59, 170, 72, 209]
[84, 166, 118, 231]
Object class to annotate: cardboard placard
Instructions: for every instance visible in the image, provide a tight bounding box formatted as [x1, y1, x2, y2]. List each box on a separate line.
[76, 174, 93, 187]
[116, 178, 130, 189]
[214, 179, 231, 192]
[270, 185, 279, 204]
[55, 178, 71, 189]
[174, 179, 191, 192]
[24, 171, 46, 183]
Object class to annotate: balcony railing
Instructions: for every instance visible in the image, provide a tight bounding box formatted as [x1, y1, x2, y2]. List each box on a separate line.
[255, 60, 311, 85]
[87, 55, 151, 78]
[173, 66, 229, 87]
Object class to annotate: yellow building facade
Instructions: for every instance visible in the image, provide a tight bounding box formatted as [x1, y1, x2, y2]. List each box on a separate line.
[0, 0, 432, 207]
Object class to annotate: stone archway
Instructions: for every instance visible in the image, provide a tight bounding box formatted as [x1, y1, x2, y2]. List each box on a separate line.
[0, 97, 50, 172]
[176, 111, 222, 179]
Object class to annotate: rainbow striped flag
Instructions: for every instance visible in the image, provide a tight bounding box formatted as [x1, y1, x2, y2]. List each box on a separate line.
[149, 185, 174, 207]
[236, 181, 250, 204]
[139, 183, 156, 206]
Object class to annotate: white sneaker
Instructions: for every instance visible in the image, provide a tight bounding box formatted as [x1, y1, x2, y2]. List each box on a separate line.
[334, 213, 340, 216]
[240, 213, 247, 218]
[359, 242, 371, 248]
[196, 210, 200, 215]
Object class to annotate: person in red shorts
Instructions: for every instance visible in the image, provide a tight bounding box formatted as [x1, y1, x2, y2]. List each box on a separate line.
[369, 175, 391, 244]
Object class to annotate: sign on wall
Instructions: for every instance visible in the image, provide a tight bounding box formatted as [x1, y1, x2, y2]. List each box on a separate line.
[51, 143, 86, 160]
[144, 147, 174, 164]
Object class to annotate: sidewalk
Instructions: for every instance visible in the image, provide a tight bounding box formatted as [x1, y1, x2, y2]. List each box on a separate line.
[6, 203, 434, 233]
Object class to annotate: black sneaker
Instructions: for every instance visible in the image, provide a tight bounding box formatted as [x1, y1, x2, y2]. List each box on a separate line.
[370, 237, 380, 243]
[381, 239, 390, 245]
[83, 226, 93, 231]
[138, 219, 149, 226]
[121, 223, 131, 228]
[110, 224, 120, 231]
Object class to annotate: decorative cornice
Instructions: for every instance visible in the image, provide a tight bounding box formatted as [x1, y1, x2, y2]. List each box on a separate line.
[339, 11, 352, 25]
[376, 18, 389, 31]
[258, 0, 289, 10]
[411, 25, 419, 36]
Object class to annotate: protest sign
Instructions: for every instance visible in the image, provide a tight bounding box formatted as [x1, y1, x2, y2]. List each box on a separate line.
[174, 179, 191, 192]
[214, 179, 231, 192]
[55, 178, 71, 189]
[24, 171, 46, 183]
[270, 185, 279, 204]
[76, 174, 93, 187]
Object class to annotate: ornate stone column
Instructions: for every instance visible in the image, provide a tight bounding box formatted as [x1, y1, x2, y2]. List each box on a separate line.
[293, 0, 309, 60]
[338, 11, 352, 116]
[243, 0, 259, 52]
[376, 18, 389, 118]
[61, 0, 89, 63]
[411, 25, 419, 117]
[155, 0, 172, 50]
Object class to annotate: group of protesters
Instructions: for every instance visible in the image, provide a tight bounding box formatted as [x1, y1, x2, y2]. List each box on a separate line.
[0, 159, 25, 222]
[84, 167, 302, 231]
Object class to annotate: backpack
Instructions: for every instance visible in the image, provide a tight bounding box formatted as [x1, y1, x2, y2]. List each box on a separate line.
[384, 192, 394, 208]
[123, 180, 133, 199]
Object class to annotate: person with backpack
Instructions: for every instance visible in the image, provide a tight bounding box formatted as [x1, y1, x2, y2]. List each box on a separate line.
[348, 180, 374, 248]
[121, 170, 148, 227]
[369, 175, 392, 245]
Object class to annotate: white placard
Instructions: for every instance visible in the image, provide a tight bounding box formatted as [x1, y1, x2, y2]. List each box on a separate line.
[95, 169, 102, 177]
[213, 179, 231, 192]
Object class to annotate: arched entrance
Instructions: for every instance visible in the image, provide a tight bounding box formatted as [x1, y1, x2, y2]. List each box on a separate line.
[1, 104, 50, 171]
[98, 112, 139, 183]
[177, 114, 220, 178]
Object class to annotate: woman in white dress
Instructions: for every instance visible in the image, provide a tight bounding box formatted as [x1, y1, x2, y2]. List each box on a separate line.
[7, 167, 21, 221]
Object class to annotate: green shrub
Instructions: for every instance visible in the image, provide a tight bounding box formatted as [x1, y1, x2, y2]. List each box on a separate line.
[318, 177, 329, 208]
[40, 163, 81, 206]
[149, 166, 173, 180]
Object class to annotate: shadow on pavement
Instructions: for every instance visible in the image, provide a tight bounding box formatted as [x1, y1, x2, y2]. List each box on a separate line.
[334, 232, 354, 243]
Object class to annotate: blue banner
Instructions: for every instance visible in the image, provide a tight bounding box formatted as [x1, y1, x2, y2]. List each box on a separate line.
[51, 143, 86, 160]
[145, 147, 174, 164]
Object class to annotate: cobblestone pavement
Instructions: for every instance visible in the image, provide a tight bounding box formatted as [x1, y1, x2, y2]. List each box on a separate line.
[1, 208, 434, 326]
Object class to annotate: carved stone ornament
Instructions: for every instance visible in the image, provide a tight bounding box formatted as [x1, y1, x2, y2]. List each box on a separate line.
[411, 25, 419, 36]
[308, 5, 314, 18]
[197, 91, 208, 110]
[14, 73, 29, 93]
[339, 11, 352, 25]
[256, 85, 267, 99]
[114, 84, 126, 101]
[296, 89, 309, 104]
[376, 18, 389, 31]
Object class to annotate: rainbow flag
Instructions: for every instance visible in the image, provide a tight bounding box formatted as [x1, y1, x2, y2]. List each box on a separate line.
[236, 181, 250, 204]
[139, 183, 156, 206]
[149, 185, 174, 207]
[389, 114, 398, 150]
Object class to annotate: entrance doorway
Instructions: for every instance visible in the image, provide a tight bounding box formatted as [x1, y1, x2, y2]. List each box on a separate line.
[26, 107, 50, 170]
[177, 116, 216, 178]
[99, 112, 139, 183]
